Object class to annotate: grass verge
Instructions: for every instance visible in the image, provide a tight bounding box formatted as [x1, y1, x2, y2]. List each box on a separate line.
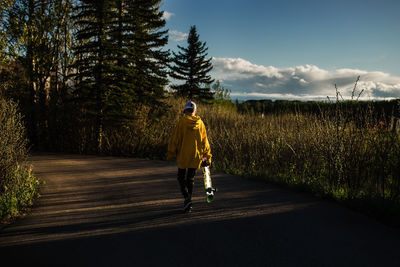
[0, 98, 41, 224]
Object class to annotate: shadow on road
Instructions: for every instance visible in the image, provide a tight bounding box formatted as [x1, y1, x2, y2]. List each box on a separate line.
[1, 154, 399, 266]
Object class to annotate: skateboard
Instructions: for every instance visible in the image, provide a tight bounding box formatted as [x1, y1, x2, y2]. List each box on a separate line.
[201, 161, 217, 203]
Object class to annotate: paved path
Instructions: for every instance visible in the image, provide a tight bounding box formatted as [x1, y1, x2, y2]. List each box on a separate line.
[1, 154, 399, 266]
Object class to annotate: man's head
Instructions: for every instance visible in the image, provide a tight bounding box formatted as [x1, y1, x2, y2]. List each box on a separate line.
[183, 101, 197, 115]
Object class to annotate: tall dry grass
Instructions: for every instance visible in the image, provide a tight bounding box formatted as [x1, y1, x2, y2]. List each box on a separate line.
[164, 97, 400, 221]
[71, 96, 400, 222]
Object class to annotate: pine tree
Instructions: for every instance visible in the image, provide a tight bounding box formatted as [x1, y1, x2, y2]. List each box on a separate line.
[96, 0, 135, 124]
[72, 0, 169, 151]
[99, 0, 170, 122]
[170, 25, 214, 100]
[125, 0, 169, 108]
[73, 0, 114, 151]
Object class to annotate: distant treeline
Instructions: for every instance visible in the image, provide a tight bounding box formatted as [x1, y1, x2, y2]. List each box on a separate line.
[238, 99, 400, 119]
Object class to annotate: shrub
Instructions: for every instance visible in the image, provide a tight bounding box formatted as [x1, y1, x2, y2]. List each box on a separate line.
[0, 98, 40, 222]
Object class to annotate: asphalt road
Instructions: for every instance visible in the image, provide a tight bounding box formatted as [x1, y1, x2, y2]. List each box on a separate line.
[0, 154, 399, 267]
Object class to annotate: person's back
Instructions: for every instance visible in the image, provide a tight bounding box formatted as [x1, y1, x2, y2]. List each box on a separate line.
[167, 101, 212, 213]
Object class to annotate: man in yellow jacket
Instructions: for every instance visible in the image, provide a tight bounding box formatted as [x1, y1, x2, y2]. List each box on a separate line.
[167, 101, 212, 213]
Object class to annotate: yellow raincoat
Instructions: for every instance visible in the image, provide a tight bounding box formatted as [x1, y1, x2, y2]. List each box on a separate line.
[167, 115, 212, 169]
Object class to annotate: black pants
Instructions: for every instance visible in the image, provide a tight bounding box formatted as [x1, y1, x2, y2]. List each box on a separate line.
[177, 168, 196, 200]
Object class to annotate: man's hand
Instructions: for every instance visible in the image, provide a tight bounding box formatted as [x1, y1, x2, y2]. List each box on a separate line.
[201, 157, 210, 167]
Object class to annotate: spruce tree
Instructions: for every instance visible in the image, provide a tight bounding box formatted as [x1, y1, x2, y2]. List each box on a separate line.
[170, 25, 214, 100]
[73, 0, 114, 151]
[125, 0, 169, 108]
[99, 0, 169, 121]
[100, 0, 136, 124]
[73, 0, 169, 151]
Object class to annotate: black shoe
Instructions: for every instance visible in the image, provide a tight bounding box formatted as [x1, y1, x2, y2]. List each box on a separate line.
[183, 199, 192, 213]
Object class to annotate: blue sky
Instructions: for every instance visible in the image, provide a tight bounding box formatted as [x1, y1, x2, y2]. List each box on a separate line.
[162, 0, 400, 100]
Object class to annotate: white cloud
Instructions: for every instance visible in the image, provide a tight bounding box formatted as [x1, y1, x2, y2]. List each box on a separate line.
[162, 11, 174, 20]
[212, 57, 400, 100]
[169, 30, 188, 42]
[212, 57, 284, 80]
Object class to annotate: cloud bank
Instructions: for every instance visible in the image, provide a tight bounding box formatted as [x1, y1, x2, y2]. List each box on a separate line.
[169, 30, 188, 42]
[212, 57, 400, 101]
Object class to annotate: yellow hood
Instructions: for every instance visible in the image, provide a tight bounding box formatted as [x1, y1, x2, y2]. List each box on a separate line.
[183, 115, 201, 130]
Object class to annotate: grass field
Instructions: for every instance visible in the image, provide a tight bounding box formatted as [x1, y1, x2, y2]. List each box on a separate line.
[2, 94, 399, 225]
[104, 96, 400, 223]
